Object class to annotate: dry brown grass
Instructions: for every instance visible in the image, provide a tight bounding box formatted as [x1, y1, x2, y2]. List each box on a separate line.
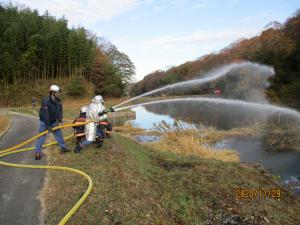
[114, 121, 241, 162]
[3, 97, 129, 110]
[114, 123, 145, 136]
[62, 97, 129, 108]
[55, 98, 132, 120]
[203, 124, 262, 143]
[0, 116, 10, 134]
[149, 129, 239, 162]
[62, 97, 90, 106]
[41, 131, 300, 225]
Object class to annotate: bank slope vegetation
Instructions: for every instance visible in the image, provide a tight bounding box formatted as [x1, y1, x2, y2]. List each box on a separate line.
[0, 4, 135, 106]
[130, 10, 300, 109]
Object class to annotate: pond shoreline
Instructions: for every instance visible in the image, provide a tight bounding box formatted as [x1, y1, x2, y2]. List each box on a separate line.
[128, 105, 300, 197]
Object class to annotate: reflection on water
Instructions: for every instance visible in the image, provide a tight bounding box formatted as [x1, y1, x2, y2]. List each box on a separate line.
[134, 135, 161, 143]
[130, 103, 300, 195]
[143, 101, 273, 130]
[215, 137, 300, 195]
[130, 106, 191, 130]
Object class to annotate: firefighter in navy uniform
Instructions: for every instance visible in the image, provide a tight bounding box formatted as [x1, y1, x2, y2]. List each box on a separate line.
[34, 85, 70, 160]
[72, 106, 88, 153]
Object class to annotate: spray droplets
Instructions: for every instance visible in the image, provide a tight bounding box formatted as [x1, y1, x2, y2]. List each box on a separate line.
[114, 61, 275, 109]
[115, 97, 300, 121]
[113, 61, 300, 123]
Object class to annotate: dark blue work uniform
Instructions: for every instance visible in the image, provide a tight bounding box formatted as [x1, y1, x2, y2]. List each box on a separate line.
[35, 96, 66, 153]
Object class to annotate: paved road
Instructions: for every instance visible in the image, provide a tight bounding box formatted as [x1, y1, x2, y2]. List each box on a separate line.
[0, 113, 44, 225]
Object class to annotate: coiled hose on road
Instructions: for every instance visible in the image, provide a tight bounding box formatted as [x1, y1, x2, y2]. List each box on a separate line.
[0, 122, 93, 225]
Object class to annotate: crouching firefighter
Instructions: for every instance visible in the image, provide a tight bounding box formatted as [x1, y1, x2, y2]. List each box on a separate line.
[72, 106, 88, 153]
[86, 95, 115, 148]
[85, 95, 106, 149]
[98, 98, 113, 138]
[98, 105, 115, 146]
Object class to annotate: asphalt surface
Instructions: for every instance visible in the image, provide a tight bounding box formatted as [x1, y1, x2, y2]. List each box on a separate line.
[0, 113, 44, 225]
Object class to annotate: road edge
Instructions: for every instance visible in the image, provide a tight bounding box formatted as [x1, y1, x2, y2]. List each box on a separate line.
[0, 112, 46, 225]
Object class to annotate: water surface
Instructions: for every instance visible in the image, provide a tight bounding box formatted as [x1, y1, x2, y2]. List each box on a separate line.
[130, 104, 300, 195]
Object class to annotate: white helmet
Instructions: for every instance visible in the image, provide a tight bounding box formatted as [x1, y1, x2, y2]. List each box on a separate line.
[80, 106, 88, 113]
[92, 95, 104, 103]
[50, 85, 60, 92]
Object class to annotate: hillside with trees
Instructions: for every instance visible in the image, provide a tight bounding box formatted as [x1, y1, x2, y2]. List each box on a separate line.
[130, 10, 300, 109]
[0, 4, 135, 106]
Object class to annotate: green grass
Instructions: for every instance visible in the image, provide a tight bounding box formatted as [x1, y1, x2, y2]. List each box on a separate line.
[43, 133, 300, 225]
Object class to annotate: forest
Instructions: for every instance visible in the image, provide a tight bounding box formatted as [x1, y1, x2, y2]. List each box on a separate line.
[130, 10, 300, 109]
[0, 4, 135, 105]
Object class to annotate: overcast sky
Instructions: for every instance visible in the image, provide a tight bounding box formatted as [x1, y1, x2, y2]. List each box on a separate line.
[4, 0, 300, 81]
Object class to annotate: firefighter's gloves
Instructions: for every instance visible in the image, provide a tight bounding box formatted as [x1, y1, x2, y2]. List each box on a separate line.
[98, 111, 106, 116]
[109, 107, 115, 112]
[98, 107, 115, 116]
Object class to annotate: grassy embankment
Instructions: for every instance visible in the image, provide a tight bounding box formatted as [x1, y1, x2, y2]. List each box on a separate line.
[0, 115, 10, 134]
[3, 97, 300, 223]
[40, 101, 300, 225]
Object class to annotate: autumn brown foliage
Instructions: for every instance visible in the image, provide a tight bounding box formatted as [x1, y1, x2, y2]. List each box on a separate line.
[131, 10, 300, 108]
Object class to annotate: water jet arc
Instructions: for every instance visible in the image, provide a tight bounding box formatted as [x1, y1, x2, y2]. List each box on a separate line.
[115, 97, 300, 121]
[114, 62, 274, 109]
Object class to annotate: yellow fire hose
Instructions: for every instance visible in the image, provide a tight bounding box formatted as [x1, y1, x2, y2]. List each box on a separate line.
[0, 122, 93, 225]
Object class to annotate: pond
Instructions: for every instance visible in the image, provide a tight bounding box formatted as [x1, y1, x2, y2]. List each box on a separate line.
[129, 103, 300, 195]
